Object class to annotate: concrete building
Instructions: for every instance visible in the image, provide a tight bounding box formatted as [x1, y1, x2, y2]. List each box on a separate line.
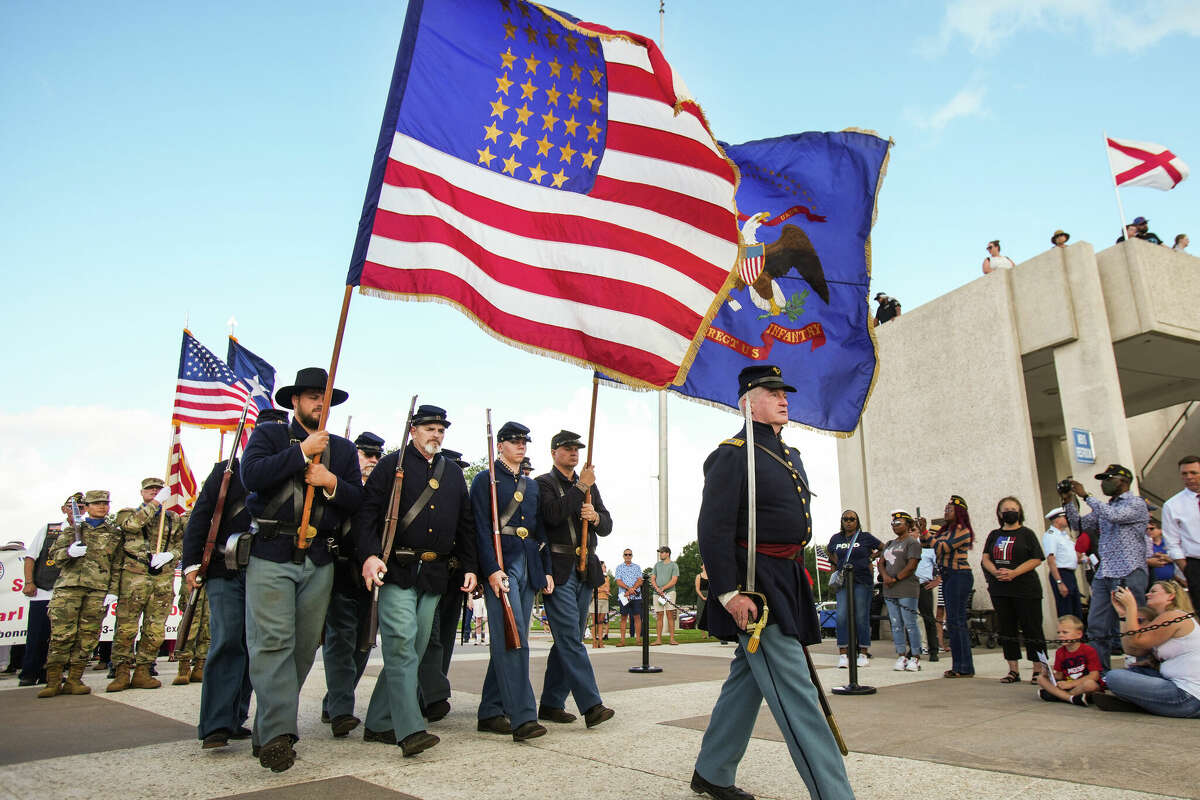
[838, 239, 1200, 634]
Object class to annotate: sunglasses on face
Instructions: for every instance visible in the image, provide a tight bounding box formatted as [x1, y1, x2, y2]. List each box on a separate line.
[623, 553, 632, 557]
[842, 517, 857, 522]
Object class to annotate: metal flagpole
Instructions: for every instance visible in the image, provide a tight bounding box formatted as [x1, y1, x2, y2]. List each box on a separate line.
[1104, 131, 1130, 243]
[657, 392, 668, 549]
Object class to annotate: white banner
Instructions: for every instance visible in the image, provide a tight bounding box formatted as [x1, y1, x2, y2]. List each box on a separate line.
[0, 549, 183, 645]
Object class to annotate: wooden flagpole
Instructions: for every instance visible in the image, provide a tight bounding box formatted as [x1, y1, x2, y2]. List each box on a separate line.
[296, 285, 355, 554]
[578, 377, 600, 647]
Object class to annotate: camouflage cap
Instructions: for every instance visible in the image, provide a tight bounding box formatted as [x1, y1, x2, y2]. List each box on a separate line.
[141, 477, 165, 490]
[83, 490, 110, 504]
[63, 491, 84, 507]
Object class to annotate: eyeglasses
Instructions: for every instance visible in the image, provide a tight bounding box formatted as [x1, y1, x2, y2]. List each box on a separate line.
[623, 553, 632, 557]
[841, 516, 857, 522]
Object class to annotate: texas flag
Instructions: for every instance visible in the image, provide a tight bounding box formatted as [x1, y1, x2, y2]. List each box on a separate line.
[1107, 136, 1189, 191]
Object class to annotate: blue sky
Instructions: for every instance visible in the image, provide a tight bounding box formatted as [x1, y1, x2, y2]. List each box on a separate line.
[3, 0, 1196, 557]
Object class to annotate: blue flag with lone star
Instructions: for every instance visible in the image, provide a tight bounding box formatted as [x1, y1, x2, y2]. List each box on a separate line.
[226, 337, 277, 413]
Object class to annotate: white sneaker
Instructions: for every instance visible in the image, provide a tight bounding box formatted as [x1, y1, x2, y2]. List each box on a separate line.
[837, 654, 849, 669]
[905, 657, 921, 672]
[856, 653, 870, 668]
[893, 656, 907, 671]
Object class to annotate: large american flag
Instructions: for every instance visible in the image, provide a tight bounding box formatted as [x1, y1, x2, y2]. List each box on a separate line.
[172, 330, 259, 430]
[347, 0, 739, 388]
[165, 425, 197, 516]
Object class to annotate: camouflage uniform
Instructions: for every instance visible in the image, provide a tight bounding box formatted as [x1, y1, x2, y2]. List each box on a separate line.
[110, 499, 184, 668]
[44, 499, 121, 671]
[173, 586, 209, 683]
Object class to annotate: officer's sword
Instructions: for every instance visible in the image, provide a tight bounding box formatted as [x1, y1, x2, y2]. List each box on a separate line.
[741, 399, 769, 653]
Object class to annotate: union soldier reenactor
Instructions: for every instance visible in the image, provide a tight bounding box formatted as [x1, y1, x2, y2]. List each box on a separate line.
[469, 421, 553, 742]
[692, 366, 853, 800]
[356, 405, 478, 755]
[319, 430, 385, 738]
[39, 490, 122, 698]
[416, 446, 473, 722]
[240, 368, 362, 772]
[106, 477, 184, 692]
[534, 429, 615, 727]
[182, 408, 288, 749]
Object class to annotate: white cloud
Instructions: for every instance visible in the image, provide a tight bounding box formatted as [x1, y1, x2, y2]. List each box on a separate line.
[908, 84, 987, 131]
[929, 0, 1200, 53]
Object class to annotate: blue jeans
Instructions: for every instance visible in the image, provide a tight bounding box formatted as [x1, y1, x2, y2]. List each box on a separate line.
[1104, 665, 1200, 718]
[1089, 569, 1148, 670]
[884, 596, 921, 656]
[541, 570, 603, 713]
[942, 569, 974, 675]
[199, 573, 253, 739]
[835, 580, 871, 651]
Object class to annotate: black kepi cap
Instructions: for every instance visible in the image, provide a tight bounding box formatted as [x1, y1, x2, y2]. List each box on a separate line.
[274, 367, 348, 409]
[354, 431, 385, 455]
[737, 364, 796, 397]
[1094, 463, 1133, 482]
[412, 405, 451, 428]
[441, 448, 470, 469]
[497, 421, 531, 443]
[551, 429, 585, 449]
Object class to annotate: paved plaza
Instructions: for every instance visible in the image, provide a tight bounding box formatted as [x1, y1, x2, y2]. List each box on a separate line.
[2, 634, 1195, 800]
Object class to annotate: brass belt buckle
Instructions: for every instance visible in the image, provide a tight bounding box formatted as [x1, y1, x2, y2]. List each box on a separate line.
[420, 551, 438, 562]
[574, 546, 581, 556]
[515, 526, 529, 539]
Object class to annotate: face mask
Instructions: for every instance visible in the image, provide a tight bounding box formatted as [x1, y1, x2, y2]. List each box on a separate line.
[1100, 478, 1122, 497]
[1000, 510, 1020, 525]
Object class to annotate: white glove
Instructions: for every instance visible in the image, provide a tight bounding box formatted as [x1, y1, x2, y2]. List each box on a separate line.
[103, 594, 118, 607]
[150, 552, 174, 570]
[67, 542, 87, 558]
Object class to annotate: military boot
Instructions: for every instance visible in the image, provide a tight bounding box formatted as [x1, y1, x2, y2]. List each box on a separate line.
[172, 658, 191, 686]
[131, 664, 161, 689]
[189, 658, 205, 683]
[64, 663, 92, 695]
[37, 665, 64, 698]
[106, 662, 131, 692]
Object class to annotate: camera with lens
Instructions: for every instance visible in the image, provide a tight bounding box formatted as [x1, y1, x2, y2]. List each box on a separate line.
[1056, 477, 1074, 495]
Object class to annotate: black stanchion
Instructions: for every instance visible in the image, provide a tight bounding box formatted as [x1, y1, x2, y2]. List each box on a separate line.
[832, 565, 875, 696]
[629, 568, 662, 673]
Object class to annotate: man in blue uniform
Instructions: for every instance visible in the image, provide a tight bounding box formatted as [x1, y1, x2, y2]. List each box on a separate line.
[534, 429, 615, 727]
[693, 365, 853, 800]
[240, 368, 362, 772]
[319, 430, 385, 738]
[469, 421, 553, 742]
[357, 405, 478, 756]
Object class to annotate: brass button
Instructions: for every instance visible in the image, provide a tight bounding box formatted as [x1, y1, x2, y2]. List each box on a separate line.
[430, 505, 435, 510]
[787, 461, 793, 466]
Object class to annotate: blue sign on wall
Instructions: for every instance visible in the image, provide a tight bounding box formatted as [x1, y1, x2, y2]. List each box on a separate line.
[1072, 428, 1095, 464]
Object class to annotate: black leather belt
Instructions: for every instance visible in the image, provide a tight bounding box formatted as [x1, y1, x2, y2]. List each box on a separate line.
[500, 525, 530, 539]
[253, 519, 299, 540]
[549, 543, 581, 555]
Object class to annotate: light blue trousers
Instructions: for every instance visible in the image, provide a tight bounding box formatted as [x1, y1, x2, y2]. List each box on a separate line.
[478, 549, 537, 727]
[695, 625, 854, 800]
[364, 584, 439, 740]
[541, 570, 602, 713]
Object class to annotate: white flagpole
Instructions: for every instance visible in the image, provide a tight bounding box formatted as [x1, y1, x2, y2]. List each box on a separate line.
[1104, 132, 1130, 244]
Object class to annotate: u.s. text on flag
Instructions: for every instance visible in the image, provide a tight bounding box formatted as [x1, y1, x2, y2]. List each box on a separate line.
[173, 330, 258, 430]
[347, 0, 740, 388]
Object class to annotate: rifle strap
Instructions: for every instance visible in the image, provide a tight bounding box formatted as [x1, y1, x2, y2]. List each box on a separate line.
[498, 476, 528, 529]
[399, 456, 446, 533]
[260, 437, 331, 527]
[553, 478, 579, 549]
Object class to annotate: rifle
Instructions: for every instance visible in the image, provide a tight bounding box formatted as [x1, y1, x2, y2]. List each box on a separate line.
[359, 395, 418, 652]
[577, 377, 599, 574]
[486, 410, 522, 651]
[176, 400, 252, 651]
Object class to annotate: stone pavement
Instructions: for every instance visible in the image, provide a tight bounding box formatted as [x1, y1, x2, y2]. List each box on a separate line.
[1, 635, 1194, 800]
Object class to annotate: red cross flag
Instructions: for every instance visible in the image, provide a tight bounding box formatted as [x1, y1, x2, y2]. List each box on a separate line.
[1107, 136, 1190, 191]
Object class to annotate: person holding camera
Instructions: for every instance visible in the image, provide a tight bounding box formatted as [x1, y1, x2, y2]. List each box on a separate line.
[981, 496, 1046, 683]
[1061, 465, 1151, 670]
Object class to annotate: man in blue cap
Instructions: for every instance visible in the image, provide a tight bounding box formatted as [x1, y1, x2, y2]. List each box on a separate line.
[356, 404, 478, 756]
[692, 365, 853, 800]
[240, 367, 362, 772]
[469, 421, 553, 742]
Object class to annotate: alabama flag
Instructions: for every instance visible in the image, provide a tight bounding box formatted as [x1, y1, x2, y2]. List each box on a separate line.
[1107, 136, 1190, 190]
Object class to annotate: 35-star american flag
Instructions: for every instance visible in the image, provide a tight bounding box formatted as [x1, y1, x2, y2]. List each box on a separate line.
[346, 0, 739, 388]
[172, 330, 259, 431]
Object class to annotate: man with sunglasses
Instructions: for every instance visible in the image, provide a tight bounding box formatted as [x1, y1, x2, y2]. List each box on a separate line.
[614, 549, 643, 645]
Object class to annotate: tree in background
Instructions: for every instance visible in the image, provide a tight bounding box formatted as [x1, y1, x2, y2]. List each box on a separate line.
[675, 540, 701, 607]
[464, 456, 487, 485]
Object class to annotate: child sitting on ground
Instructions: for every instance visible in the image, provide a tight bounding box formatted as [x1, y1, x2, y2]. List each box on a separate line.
[1036, 615, 1102, 706]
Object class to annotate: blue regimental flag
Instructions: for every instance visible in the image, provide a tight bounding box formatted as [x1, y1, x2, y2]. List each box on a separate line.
[673, 131, 891, 433]
[226, 337, 277, 414]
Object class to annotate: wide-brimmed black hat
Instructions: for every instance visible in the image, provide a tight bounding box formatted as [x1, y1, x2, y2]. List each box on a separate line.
[1094, 463, 1133, 482]
[551, 429, 585, 449]
[737, 364, 796, 396]
[441, 448, 470, 469]
[354, 431, 385, 456]
[412, 405, 450, 428]
[497, 421, 531, 443]
[257, 408, 289, 425]
[274, 367, 348, 409]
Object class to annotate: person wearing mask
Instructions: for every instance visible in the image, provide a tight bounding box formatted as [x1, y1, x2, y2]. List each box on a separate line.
[982, 497, 1046, 683]
[1042, 508, 1082, 619]
[827, 509, 880, 669]
[879, 511, 924, 671]
[925, 496, 975, 678]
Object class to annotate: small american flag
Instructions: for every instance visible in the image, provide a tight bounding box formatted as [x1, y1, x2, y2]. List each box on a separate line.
[165, 425, 197, 515]
[814, 545, 832, 573]
[172, 330, 259, 430]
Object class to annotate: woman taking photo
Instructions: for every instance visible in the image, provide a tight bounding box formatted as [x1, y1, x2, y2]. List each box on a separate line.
[929, 495, 975, 677]
[828, 509, 881, 668]
[880, 511, 924, 671]
[982, 496, 1046, 683]
[1100, 580, 1199, 717]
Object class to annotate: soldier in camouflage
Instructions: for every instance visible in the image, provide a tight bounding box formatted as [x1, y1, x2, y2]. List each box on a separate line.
[173, 585, 209, 685]
[39, 490, 122, 698]
[106, 477, 184, 692]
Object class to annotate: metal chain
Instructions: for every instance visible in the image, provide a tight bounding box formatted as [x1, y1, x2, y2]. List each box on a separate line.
[907, 604, 1196, 646]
